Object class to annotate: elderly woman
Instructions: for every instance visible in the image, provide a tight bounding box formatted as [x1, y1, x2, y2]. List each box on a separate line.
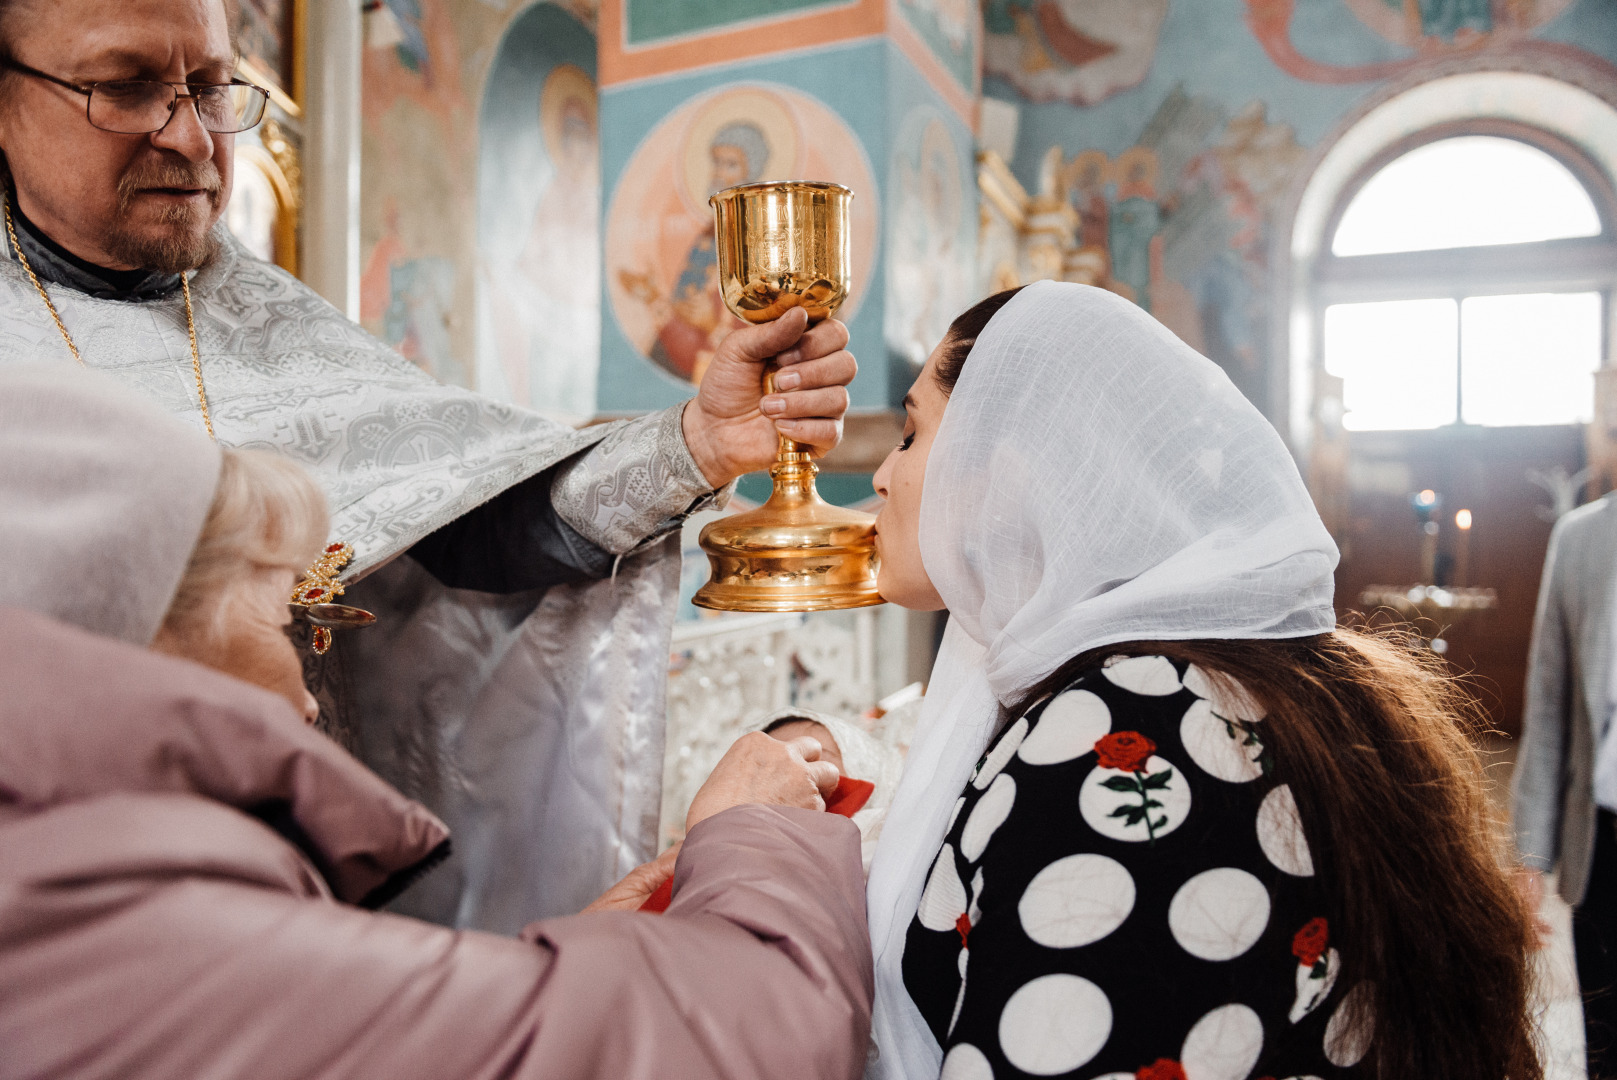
[861, 283, 1538, 1079]
[0, 364, 870, 1080]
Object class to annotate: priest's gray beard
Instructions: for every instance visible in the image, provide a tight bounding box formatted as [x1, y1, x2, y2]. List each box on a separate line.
[109, 155, 223, 273]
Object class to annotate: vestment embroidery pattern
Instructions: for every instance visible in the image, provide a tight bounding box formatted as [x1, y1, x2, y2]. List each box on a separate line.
[549, 401, 726, 555]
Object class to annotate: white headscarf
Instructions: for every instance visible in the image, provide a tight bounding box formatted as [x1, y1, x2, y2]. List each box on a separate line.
[863, 281, 1339, 1078]
[0, 363, 220, 645]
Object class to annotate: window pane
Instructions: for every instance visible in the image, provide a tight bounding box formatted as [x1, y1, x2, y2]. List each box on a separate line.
[1324, 299, 1458, 430]
[1333, 136, 1601, 256]
[1460, 292, 1601, 426]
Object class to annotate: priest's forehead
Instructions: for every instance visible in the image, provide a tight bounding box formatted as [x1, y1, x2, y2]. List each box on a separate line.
[0, 0, 235, 81]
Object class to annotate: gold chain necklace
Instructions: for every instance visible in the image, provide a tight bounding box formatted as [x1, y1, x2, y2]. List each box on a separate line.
[2, 191, 372, 654]
[4, 190, 214, 439]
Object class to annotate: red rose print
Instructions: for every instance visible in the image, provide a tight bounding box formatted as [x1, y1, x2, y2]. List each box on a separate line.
[1136, 1060, 1187, 1080]
[955, 912, 971, 948]
[1095, 731, 1156, 772]
[1292, 916, 1330, 968]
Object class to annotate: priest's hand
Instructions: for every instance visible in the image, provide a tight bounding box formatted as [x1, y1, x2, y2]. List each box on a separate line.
[582, 842, 681, 913]
[686, 730, 841, 831]
[682, 307, 856, 487]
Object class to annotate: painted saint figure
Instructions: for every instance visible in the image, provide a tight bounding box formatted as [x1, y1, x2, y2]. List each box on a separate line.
[649, 121, 770, 383]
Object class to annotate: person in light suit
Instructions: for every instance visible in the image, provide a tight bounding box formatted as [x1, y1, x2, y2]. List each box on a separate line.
[1515, 490, 1617, 1075]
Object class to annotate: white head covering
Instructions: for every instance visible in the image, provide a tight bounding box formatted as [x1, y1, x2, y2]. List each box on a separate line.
[0, 363, 221, 644]
[864, 281, 1338, 1077]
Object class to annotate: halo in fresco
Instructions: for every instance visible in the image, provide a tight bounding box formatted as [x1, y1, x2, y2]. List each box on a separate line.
[540, 64, 597, 163]
[606, 83, 879, 385]
[678, 88, 798, 215]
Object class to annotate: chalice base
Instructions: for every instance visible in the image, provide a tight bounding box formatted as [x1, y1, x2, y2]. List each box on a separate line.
[693, 455, 883, 613]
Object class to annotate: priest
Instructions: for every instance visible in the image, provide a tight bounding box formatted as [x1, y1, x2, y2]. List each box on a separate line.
[0, 0, 858, 930]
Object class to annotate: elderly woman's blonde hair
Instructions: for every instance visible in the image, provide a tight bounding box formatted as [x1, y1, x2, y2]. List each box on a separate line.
[159, 447, 329, 642]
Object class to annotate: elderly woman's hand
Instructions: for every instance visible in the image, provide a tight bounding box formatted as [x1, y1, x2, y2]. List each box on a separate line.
[686, 731, 840, 831]
[582, 843, 682, 913]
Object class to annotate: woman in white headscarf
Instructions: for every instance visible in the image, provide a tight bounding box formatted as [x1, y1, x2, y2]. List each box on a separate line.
[863, 282, 1538, 1080]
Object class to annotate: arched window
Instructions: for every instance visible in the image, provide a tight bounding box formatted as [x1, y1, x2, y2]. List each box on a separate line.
[1316, 129, 1615, 431]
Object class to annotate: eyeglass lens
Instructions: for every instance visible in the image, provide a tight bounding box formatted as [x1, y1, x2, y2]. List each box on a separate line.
[86, 82, 267, 135]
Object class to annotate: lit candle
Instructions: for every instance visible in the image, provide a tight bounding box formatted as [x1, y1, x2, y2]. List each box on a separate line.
[1454, 508, 1473, 588]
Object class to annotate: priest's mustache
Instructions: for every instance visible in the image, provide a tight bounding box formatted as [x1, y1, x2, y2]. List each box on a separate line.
[117, 156, 223, 211]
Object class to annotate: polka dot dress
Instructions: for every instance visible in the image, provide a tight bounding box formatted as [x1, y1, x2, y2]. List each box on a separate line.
[902, 655, 1368, 1080]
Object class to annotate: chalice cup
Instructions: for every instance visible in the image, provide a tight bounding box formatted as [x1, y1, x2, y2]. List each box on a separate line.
[693, 181, 883, 612]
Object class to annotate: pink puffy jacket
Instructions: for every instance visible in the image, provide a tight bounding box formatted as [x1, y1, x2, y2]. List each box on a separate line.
[0, 608, 872, 1080]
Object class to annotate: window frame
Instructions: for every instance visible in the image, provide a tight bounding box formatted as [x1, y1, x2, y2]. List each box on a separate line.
[1313, 119, 1617, 431]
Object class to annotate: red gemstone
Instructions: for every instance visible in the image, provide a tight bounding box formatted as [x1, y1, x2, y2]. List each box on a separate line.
[326, 543, 344, 553]
[306, 588, 325, 600]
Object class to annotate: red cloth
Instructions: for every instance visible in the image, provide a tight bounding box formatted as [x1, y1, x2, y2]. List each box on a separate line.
[641, 777, 876, 913]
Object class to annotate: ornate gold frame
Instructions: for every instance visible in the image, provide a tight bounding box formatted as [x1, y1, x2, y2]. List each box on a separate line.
[232, 0, 305, 277]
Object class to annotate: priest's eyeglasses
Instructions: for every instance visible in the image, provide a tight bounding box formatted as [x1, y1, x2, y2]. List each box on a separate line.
[2, 60, 269, 135]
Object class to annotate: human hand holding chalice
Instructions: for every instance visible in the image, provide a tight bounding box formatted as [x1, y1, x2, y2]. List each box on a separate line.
[692, 181, 883, 612]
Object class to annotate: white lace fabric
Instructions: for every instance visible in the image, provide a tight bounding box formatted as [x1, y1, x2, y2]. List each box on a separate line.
[863, 280, 1339, 1078]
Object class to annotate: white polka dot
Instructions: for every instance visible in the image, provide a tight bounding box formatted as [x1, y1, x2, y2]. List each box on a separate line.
[917, 843, 967, 932]
[1089, 1075, 1135, 1080]
[946, 795, 966, 834]
[1324, 984, 1374, 1066]
[1078, 754, 1192, 843]
[960, 773, 1016, 862]
[1180, 698, 1265, 783]
[1290, 947, 1340, 1023]
[974, 716, 1028, 789]
[1102, 654, 1182, 695]
[949, 946, 970, 1035]
[1180, 1002, 1265, 1080]
[1018, 853, 1135, 948]
[939, 1043, 993, 1080]
[1018, 689, 1111, 765]
[1168, 867, 1271, 961]
[997, 974, 1111, 1075]
[1183, 665, 1264, 722]
[968, 866, 984, 926]
[1257, 784, 1315, 877]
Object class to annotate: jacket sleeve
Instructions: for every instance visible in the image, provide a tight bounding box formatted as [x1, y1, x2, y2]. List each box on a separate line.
[33, 805, 871, 1080]
[1514, 514, 1576, 872]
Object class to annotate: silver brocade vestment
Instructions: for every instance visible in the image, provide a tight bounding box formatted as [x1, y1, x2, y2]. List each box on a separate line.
[0, 230, 679, 931]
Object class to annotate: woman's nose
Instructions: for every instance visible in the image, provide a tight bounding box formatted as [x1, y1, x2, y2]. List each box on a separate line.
[301, 690, 319, 726]
[873, 451, 895, 499]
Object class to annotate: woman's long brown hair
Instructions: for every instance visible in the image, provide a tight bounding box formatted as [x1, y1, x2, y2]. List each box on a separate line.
[937, 289, 1541, 1078]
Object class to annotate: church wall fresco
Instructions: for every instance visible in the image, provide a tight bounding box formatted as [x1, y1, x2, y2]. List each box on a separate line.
[988, 0, 1617, 422]
[892, 0, 981, 101]
[595, 22, 979, 419]
[598, 0, 885, 87]
[602, 82, 880, 391]
[884, 54, 978, 400]
[597, 40, 897, 414]
[474, 4, 600, 421]
[623, 0, 850, 46]
[357, 0, 540, 389]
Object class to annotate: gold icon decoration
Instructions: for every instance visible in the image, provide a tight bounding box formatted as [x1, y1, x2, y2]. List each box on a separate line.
[693, 181, 883, 612]
[289, 542, 377, 654]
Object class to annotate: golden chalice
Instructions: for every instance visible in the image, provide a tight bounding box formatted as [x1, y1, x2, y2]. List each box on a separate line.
[693, 181, 883, 612]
